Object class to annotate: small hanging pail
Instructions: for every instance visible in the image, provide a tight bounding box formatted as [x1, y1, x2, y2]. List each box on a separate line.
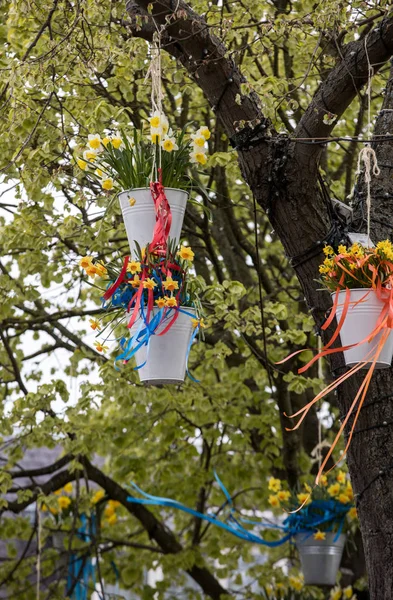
[118, 187, 188, 256]
[295, 532, 346, 586]
[334, 289, 393, 368]
[130, 308, 196, 385]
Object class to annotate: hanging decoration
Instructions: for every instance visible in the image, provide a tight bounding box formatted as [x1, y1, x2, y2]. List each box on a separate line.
[81, 242, 205, 384]
[75, 32, 211, 385]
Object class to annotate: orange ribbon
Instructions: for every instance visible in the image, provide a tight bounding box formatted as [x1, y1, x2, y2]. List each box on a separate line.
[278, 283, 393, 486]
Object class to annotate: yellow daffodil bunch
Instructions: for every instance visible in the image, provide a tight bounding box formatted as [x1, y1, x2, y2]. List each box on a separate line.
[330, 585, 358, 600]
[319, 240, 393, 292]
[263, 572, 310, 600]
[74, 120, 210, 192]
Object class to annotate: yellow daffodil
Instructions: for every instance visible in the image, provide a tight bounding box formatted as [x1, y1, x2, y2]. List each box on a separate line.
[95, 168, 103, 177]
[178, 245, 195, 261]
[348, 507, 357, 520]
[149, 112, 162, 128]
[127, 261, 141, 274]
[161, 137, 178, 153]
[320, 474, 328, 486]
[277, 490, 291, 502]
[92, 490, 105, 504]
[83, 149, 98, 162]
[85, 266, 98, 277]
[58, 496, 72, 510]
[108, 500, 121, 508]
[297, 492, 310, 505]
[102, 178, 114, 191]
[94, 341, 109, 353]
[63, 483, 73, 494]
[327, 483, 341, 497]
[190, 151, 207, 165]
[268, 494, 280, 508]
[343, 586, 353, 598]
[191, 318, 206, 329]
[330, 586, 342, 600]
[191, 133, 206, 147]
[89, 319, 101, 331]
[336, 470, 346, 484]
[338, 493, 351, 504]
[313, 530, 326, 540]
[77, 158, 87, 170]
[106, 513, 117, 525]
[323, 245, 334, 256]
[104, 505, 115, 517]
[150, 128, 161, 144]
[129, 196, 136, 206]
[54, 489, 62, 496]
[288, 576, 303, 591]
[49, 506, 58, 516]
[95, 262, 107, 277]
[198, 126, 211, 140]
[131, 275, 141, 288]
[111, 132, 123, 149]
[338, 244, 347, 254]
[88, 134, 102, 150]
[155, 298, 166, 308]
[143, 278, 157, 290]
[165, 297, 177, 308]
[268, 477, 281, 492]
[79, 256, 93, 269]
[346, 482, 354, 501]
[162, 277, 179, 291]
[102, 137, 111, 147]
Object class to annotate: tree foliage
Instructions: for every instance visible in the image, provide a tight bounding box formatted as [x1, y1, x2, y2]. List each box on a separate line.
[0, 1, 391, 598]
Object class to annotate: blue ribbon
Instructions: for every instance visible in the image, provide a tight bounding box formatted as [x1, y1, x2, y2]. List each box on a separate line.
[67, 513, 98, 600]
[127, 473, 353, 547]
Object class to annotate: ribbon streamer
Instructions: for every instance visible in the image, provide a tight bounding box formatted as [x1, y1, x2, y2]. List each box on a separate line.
[126, 472, 352, 547]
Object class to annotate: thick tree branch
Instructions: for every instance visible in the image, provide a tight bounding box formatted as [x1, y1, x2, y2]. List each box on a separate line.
[295, 14, 393, 160]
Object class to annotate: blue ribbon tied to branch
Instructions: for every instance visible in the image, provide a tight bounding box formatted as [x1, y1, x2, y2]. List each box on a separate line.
[127, 472, 353, 546]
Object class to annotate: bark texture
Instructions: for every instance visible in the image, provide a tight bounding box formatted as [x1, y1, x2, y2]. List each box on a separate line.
[124, 1, 393, 597]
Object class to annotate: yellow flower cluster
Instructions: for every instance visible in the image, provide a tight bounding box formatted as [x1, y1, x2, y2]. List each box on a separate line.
[330, 585, 357, 600]
[77, 133, 123, 190]
[103, 499, 122, 526]
[326, 471, 354, 504]
[42, 483, 74, 515]
[79, 256, 107, 279]
[320, 239, 393, 291]
[148, 111, 210, 163]
[265, 574, 303, 598]
[377, 239, 393, 260]
[268, 477, 291, 508]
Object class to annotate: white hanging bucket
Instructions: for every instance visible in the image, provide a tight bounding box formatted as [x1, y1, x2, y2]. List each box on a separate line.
[295, 532, 346, 586]
[118, 187, 188, 256]
[130, 308, 196, 385]
[334, 289, 393, 368]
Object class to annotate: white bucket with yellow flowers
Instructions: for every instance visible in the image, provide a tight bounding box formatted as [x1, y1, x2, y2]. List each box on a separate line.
[118, 187, 189, 257]
[75, 121, 210, 257]
[319, 241, 393, 368]
[130, 307, 197, 385]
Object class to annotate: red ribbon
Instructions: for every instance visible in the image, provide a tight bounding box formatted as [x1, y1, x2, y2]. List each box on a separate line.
[103, 256, 130, 301]
[149, 169, 172, 255]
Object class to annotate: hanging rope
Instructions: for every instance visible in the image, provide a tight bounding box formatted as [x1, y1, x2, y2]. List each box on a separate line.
[145, 28, 164, 181]
[355, 35, 380, 243]
[36, 505, 41, 600]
